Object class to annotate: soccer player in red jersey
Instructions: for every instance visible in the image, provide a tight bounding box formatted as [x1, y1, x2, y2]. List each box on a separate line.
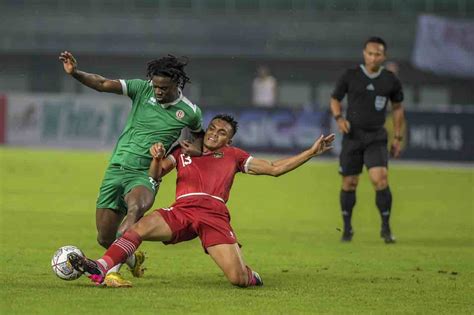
[68, 114, 335, 287]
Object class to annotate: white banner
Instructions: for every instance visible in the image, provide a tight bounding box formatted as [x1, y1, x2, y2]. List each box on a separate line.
[6, 93, 130, 148]
[412, 14, 474, 78]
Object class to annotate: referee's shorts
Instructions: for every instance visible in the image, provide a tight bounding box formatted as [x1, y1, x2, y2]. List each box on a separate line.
[338, 128, 388, 176]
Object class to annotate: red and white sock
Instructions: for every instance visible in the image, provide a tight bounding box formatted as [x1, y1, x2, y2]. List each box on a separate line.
[96, 230, 142, 274]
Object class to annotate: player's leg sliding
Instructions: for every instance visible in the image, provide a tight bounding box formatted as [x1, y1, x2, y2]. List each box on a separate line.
[101, 233, 146, 287]
[100, 230, 143, 286]
[67, 252, 106, 285]
[103, 250, 146, 287]
[101, 229, 144, 287]
[68, 230, 143, 286]
[376, 187, 396, 243]
[226, 265, 263, 288]
[207, 243, 263, 288]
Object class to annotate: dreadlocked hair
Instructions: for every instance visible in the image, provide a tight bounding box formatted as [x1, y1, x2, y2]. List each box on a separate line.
[146, 55, 190, 89]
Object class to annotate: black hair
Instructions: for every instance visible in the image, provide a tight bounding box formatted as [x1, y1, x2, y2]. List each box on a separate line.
[211, 114, 239, 137]
[364, 36, 387, 51]
[146, 55, 190, 89]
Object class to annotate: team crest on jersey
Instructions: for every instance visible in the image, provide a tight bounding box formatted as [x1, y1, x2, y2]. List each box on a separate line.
[213, 152, 224, 158]
[176, 110, 185, 120]
[374, 96, 387, 111]
[148, 97, 157, 106]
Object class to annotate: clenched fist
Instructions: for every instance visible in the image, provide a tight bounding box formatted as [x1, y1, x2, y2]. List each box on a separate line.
[150, 143, 165, 159]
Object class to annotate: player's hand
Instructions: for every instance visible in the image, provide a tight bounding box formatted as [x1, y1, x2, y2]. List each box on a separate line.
[180, 140, 202, 157]
[311, 133, 335, 156]
[336, 118, 351, 134]
[150, 142, 165, 159]
[59, 51, 77, 75]
[390, 139, 402, 158]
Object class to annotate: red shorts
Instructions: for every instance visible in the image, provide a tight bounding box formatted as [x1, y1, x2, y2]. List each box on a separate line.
[156, 195, 238, 252]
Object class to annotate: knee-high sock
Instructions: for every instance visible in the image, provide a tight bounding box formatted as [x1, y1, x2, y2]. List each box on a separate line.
[96, 230, 142, 274]
[340, 190, 356, 230]
[376, 187, 392, 227]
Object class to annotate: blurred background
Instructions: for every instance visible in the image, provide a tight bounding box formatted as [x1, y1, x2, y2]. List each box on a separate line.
[1, 0, 473, 161]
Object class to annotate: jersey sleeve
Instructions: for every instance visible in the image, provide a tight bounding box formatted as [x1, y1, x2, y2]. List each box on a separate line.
[189, 106, 203, 132]
[119, 79, 148, 102]
[233, 147, 253, 173]
[390, 76, 404, 103]
[331, 70, 350, 101]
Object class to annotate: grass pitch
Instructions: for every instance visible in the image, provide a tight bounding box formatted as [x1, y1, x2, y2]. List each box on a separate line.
[1, 147, 473, 314]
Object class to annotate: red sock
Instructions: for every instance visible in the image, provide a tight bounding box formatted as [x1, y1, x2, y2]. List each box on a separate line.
[246, 266, 257, 287]
[99, 230, 142, 273]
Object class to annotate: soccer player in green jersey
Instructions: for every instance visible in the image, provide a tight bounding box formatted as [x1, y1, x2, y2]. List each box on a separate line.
[59, 51, 203, 287]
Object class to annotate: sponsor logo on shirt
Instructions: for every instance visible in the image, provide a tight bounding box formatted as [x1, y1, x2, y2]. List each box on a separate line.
[366, 83, 375, 91]
[176, 110, 185, 119]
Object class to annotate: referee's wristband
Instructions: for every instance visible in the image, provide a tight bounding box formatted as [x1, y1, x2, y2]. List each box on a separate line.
[334, 114, 343, 121]
[394, 135, 403, 141]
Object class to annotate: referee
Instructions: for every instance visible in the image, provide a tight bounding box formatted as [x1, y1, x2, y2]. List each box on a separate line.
[330, 37, 405, 243]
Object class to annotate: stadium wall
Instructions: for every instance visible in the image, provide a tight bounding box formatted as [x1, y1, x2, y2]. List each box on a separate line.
[3, 94, 473, 162]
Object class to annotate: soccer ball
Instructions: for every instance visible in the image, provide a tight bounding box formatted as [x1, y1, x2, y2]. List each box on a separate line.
[51, 245, 84, 280]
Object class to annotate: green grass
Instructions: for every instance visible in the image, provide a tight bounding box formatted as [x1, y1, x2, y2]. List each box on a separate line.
[1, 147, 473, 314]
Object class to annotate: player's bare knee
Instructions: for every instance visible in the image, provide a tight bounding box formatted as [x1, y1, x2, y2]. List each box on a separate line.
[227, 269, 248, 287]
[130, 199, 152, 213]
[142, 200, 154, 212]
[370, 176, 387, 190]
[375, 179, 388, 190]
[342, 177, 358, 191]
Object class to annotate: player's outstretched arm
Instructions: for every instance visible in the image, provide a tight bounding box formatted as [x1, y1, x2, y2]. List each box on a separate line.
[59, 51, 122, 94]
[149, 143, 175, 180]
[247, 134, 335, 177]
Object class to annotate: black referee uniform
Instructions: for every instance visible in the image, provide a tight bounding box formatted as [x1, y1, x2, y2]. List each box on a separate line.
[332, 65, 404, 176]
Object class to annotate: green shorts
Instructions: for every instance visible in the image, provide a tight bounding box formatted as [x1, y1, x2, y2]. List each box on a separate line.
[96, 164, 160, 215]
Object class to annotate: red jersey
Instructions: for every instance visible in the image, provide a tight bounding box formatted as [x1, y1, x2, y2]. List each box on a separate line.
[168, 146, 252, 203]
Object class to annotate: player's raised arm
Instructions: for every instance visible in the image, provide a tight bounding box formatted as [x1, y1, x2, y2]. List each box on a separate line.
[149, 143, 175, 180]
[247, 134, 335, 177]
[59, 51, 122, 94]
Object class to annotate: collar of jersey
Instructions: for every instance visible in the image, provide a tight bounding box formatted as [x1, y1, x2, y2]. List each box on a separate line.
[159, 88, 183, 108]
[202, 149, 224, 156]
[360, 64, 384, 79]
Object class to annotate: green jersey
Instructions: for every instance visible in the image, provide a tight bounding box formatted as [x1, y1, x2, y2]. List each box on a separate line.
[109, 79, 203, 171]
